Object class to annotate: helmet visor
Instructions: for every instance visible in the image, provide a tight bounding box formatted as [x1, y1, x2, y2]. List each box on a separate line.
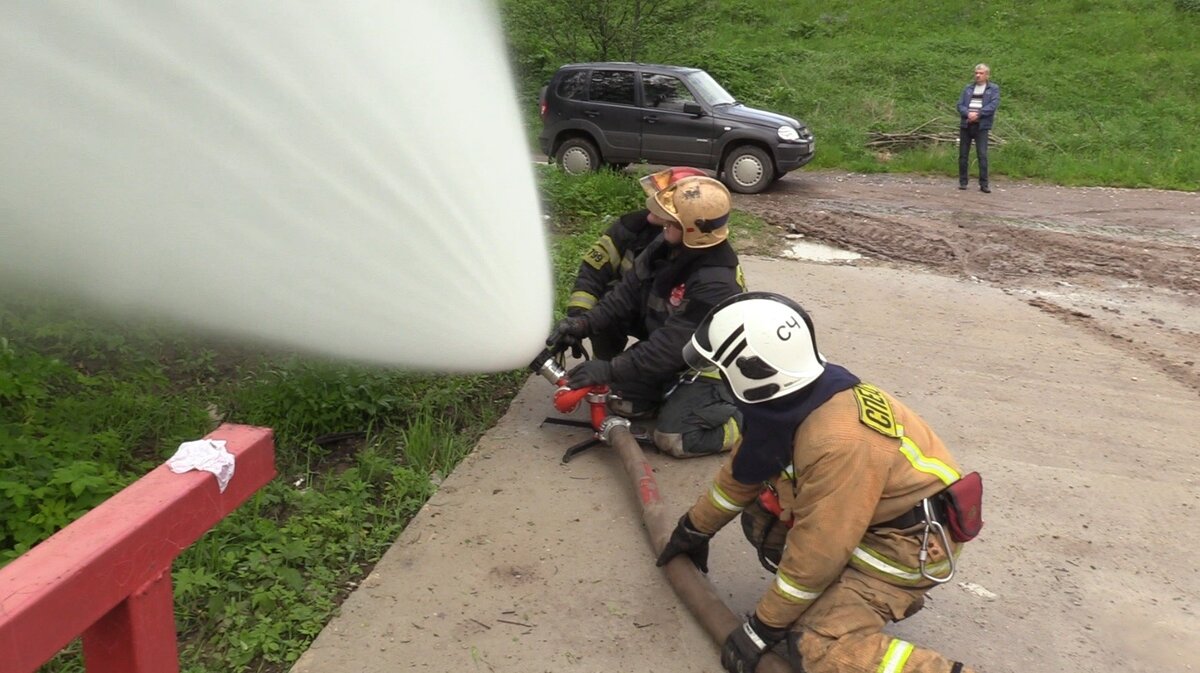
[681, 338, 717, 373]
[645, 187, 681, 225]
[639, 168, 676, 197]
[639, 167, 706, 197]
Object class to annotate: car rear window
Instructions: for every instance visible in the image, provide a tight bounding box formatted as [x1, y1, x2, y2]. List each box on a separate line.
[589, 70, 635, 106]
[555, 70, 589, 100]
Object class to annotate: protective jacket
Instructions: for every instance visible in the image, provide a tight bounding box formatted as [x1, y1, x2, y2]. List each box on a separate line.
[686, 381, 964, 630]
[956, 81, 1001, 130]
[567, 210, 660, 315]
[584, 236, 742, 388]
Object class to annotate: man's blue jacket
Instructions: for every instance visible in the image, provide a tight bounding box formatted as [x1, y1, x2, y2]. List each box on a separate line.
[957, 82, 1000, 130]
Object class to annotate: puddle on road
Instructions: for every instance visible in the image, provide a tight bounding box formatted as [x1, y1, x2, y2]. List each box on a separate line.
[782, 240, 863, 262]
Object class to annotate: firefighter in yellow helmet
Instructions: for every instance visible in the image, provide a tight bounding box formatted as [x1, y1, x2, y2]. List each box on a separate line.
[546, 174, 745, 457]
[656, 292, 984, 672]
[565, 166, 708, 359]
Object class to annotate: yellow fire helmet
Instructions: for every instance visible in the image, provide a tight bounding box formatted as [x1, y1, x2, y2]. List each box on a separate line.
[638, 166, 706, 197]
[645, 175, 732, 249]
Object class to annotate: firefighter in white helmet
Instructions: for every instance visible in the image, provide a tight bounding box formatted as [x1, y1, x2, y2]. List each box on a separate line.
[657, 292, 984, 673]
[546, 174, 746, 457]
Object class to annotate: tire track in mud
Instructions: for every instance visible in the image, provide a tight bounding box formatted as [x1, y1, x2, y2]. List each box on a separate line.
[733, 179, 1200, 395]
[1023, 297, 1200, 395]
[744, 202, 1200, 294]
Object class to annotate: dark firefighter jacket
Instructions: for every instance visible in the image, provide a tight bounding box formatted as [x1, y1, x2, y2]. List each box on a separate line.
[583, 235, 743, 388]
[567, 210, 660, 315]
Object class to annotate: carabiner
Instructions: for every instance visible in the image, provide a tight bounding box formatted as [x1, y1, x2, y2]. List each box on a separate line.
[664, 369, 702, 400]
[918, 498, 956, 584]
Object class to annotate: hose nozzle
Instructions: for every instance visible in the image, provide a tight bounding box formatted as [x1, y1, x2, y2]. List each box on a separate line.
[528, 347, 567, 385]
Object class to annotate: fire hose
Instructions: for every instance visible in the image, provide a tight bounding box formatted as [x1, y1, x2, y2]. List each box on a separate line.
[529, 347, 791, 672]
[605, 423, 792, 673]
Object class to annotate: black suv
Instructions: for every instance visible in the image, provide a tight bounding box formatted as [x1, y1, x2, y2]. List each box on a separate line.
[538, 62, 814, 194]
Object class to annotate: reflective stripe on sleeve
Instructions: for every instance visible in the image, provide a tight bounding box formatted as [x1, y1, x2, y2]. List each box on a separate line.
[898, 435, 959, 485]
[721, 415, 741, 450]
[876, 638, 914, 673]
[773, 571, 821, 603]
[567, 290, 598, 311]
[707, 483, 747, 514]
[850, 546, 953, 587]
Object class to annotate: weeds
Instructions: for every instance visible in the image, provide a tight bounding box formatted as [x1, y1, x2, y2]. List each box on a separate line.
[5, 166, 635, 672]
[1, 293, 519, 671]
[507, 0, 1200, 190]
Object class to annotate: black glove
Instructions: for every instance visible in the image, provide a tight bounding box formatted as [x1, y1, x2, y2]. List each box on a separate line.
[720, 614, 789, 673]
[546, 315, 589, 351]
[655, 514, 712, 573]
[563, 309, 588, 358]
[565, 359, 611, 389]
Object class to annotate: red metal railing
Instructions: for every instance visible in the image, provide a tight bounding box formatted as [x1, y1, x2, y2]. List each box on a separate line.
[0, 424, 277, 672]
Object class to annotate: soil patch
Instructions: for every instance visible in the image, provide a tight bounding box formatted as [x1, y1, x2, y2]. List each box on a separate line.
[735, 170, 1200, 393]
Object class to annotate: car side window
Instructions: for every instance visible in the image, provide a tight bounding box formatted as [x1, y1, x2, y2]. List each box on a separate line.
[589, 70, 635, 106]
[641, 74, 697, 112]
[556, 71, 588, 101]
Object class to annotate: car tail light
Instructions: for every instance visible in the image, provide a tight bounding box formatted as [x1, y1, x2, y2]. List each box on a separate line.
[539, 99, 548, 119]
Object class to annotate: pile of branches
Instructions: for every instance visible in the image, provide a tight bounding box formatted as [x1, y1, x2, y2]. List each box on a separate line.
[866, 119, 1005, 149]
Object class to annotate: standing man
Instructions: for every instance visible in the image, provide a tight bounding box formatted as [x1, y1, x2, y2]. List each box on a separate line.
[545, 175, 745, 458]
[657, 292, 983, 673]
[957, 63, 1000, 193]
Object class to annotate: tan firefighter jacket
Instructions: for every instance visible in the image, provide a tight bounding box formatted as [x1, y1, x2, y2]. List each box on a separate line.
[686, 383, 965, 629]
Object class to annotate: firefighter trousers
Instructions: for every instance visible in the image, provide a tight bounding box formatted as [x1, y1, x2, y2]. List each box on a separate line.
[650, 375, 741, 458]
[791, 567, 976, 673]
[740, 506, 975, 673]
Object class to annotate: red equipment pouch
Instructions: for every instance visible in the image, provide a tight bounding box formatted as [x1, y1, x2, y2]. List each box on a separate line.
[941, 471, 984, 542]
[757, 486, 796, 528]
[758, 487, 784, 518]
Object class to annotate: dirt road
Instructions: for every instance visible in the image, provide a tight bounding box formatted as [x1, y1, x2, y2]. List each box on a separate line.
[293, 172, 1199, 673]
[735, 171, 1200, 394]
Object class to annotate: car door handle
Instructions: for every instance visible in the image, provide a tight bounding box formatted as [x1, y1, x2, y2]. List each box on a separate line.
[583, 110, 600, 118]
[643, 115, 658, 124]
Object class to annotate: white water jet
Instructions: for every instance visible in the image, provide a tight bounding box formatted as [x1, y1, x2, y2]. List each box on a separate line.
[0, 1, 551, 371]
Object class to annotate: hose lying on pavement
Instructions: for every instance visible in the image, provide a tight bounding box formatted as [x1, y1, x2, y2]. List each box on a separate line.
[607, 424, 792, 673]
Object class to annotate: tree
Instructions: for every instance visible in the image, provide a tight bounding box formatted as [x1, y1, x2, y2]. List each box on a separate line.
[502, 0, 712, 89]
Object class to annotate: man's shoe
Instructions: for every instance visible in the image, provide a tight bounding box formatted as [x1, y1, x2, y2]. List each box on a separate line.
[980, 185, 991, 193]
[958, 183, 968, 190]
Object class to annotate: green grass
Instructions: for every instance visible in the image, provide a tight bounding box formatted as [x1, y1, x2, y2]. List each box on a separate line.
[506, 0, 1200, 190]
[0, 296, 527, 672]
[4, 168, 656, 673]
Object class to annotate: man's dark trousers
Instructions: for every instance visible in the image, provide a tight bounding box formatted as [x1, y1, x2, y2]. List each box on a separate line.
[958, 123, 990, 188]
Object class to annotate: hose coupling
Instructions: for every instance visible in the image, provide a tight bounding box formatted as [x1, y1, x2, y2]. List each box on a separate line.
[597, 415, 631, 445]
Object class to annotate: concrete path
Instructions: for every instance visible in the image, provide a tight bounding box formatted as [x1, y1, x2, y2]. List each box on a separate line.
[292, 255, 1199, 673]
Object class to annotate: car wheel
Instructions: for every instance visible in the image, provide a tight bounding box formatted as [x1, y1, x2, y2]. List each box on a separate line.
[722, 145, 775, 194]
[555, 138, 600, 175]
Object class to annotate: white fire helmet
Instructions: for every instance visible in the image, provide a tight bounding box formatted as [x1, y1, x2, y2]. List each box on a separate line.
[645, 175, 731, 249]
[682, 292, 826, 404]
